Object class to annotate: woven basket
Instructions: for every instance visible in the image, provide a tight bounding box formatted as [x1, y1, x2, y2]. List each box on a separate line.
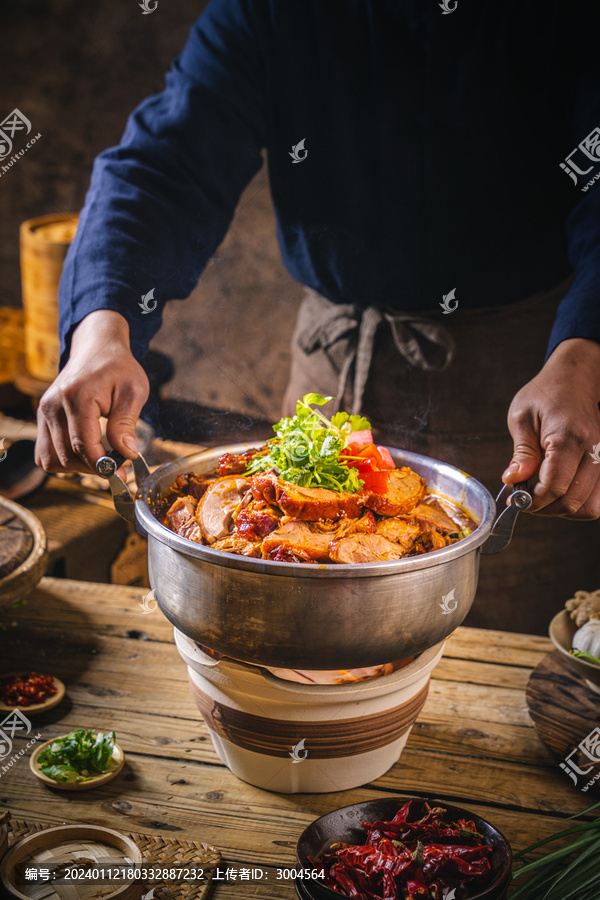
[1, 824, 143, 899]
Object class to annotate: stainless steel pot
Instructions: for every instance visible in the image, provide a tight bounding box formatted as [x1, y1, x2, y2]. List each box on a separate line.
[97, 444, 530, 669]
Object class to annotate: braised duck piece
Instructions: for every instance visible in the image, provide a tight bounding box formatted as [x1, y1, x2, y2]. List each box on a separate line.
[262, 521, 335, 562]
[412, 530, 450, 554]
[251, 472, 369, 521]
[164, 496, 203, 543]
[217, 447, 268, 476]
[197, 476, 251, 543]
[212, 533, 262, 557]
[315, 509, 377, 537]
[409, 501, 459, 534]
[234, 498, 282, 541]
[366, 467, 426, 517]
[376, 517, 421, 550]
[329, 533, 407, 564]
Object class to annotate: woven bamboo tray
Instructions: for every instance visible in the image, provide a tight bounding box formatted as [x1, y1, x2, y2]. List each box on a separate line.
[6, 821, 220, 900]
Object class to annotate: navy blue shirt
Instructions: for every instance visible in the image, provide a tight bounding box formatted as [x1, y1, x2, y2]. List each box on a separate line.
[59, 0, 600, 366]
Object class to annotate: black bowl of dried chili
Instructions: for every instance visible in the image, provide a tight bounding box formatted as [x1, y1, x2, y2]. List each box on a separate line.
[296, 797, 512, 900]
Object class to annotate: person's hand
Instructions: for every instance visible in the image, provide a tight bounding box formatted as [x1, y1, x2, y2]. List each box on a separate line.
[502, 337, 600, 518]
[35, 310, 150, 474]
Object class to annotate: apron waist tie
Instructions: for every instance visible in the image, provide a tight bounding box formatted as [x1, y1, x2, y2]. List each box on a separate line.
[297, 298, 456, 415]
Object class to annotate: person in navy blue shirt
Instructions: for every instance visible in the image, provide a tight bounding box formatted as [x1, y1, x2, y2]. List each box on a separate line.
[36, 0, 600, 531]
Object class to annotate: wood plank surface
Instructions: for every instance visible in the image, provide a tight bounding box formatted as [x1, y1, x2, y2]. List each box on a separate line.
[0, 578, 593, 899]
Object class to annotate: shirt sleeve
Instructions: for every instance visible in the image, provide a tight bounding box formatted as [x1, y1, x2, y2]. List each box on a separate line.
[58, 0, 266, 366]
[546, 59, 600, 359]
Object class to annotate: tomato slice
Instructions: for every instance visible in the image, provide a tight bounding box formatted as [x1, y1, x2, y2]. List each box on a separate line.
[360, 470, 390, 493]
[347, 429, 373, 447]
[377, 446, 395, 469]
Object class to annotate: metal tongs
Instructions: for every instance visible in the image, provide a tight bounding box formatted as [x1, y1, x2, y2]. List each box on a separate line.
[95, 448, 150, 526]
[481, 481, 532, 555]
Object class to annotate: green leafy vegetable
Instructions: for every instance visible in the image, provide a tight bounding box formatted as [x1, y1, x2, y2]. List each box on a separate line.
[37, 729, 116, 783]
[246, 393, 372, 492]
[511, 800, 600, 899]
[572, 649, 600, 666]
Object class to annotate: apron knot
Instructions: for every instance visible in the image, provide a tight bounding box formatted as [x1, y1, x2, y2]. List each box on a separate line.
[296, 292, 455, 414]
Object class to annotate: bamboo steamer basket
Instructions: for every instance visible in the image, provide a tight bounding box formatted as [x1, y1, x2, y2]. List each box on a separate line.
[19, 214, 78, 382]
[0, 497, 48, 607]
[0, 824, 143, 899]
[0, 309, 25, 384]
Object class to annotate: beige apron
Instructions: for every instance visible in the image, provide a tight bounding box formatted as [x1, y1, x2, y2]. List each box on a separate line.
[283, 281, 600, 635]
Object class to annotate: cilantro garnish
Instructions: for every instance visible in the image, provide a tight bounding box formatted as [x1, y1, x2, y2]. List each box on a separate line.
[246, 393, 372, 492]
[37, 729, 116, 782]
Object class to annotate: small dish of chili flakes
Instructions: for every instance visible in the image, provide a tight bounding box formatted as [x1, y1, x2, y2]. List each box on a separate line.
[0, 672, 65, 714]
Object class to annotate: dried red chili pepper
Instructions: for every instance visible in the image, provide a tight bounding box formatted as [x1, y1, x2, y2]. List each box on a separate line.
[314, 801, 493, 900]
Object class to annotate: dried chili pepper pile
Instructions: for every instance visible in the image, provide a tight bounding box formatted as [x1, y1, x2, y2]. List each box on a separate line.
[313, 801, 493, 899]
[0, 672, 57, 707]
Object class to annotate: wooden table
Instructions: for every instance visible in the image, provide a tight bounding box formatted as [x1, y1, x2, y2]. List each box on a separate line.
[0, 578, 593, 898]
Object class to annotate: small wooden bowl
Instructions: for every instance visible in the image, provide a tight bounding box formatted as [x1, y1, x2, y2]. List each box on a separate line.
[0, 674, 65, 715]
[0, 823, 142, 899]
[30, 736, 125, 791]
[549, 610, 600, 694]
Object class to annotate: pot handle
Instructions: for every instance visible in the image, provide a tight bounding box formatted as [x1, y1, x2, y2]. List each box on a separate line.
[95, 448, 150, 525]
[480, 481, 532, 555]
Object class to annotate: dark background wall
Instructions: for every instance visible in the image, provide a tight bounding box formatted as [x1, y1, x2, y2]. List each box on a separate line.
[1, 0, 302, 428]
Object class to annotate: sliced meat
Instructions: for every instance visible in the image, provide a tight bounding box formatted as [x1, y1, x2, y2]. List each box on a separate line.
[174, 472, 218, 501]
[212, 534, 262, 557]
[234, 499, 282, 541]
[409, 502, 459, 535]
[264, 546, 316, 564]
[365, 467, 426, 517]
[261, 521, 333, 562]
[217, 446, 268, 476]
[153, 472, 217, 517]
[329, 533, 406, 564]
[376, 517, 421, 550]
[412, 530, 450, 554]
[313, 510, 377, 537]
[197, 476, 251, 543]
[164, 496, 203, 543]
[251, 472, 368, 521]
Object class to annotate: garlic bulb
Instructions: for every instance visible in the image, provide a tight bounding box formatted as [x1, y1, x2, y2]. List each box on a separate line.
[572, 619, 600, 662]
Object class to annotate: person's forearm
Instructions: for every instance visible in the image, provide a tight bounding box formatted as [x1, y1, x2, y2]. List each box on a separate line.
[70, 309, 131, 357]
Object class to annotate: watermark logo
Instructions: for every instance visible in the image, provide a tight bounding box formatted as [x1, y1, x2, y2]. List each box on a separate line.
[439, 288, 458, 314]
[139, 590, 158, 615]
[445, 890, 457, 900]
[0, 438, 7, 462]
[439, 588, 457, 615]
[560, 125, 600, 192]
[289, 738, 308, 763]
[142, 890, 155, 900]
[589, 443, 600, 465]
[139, 288, 157, 314]
[139, 0, 157, 13]
[0, 109, 40, 179]
[439, 0, 458, 13]
[559, 726, 600, 791]
[0, 109, 31, 161]
[289, 138, 308, 164]
[0, 709, 41, 778]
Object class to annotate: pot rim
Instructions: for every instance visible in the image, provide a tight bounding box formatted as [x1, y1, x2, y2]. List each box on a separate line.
[136, 443, 496, 578]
